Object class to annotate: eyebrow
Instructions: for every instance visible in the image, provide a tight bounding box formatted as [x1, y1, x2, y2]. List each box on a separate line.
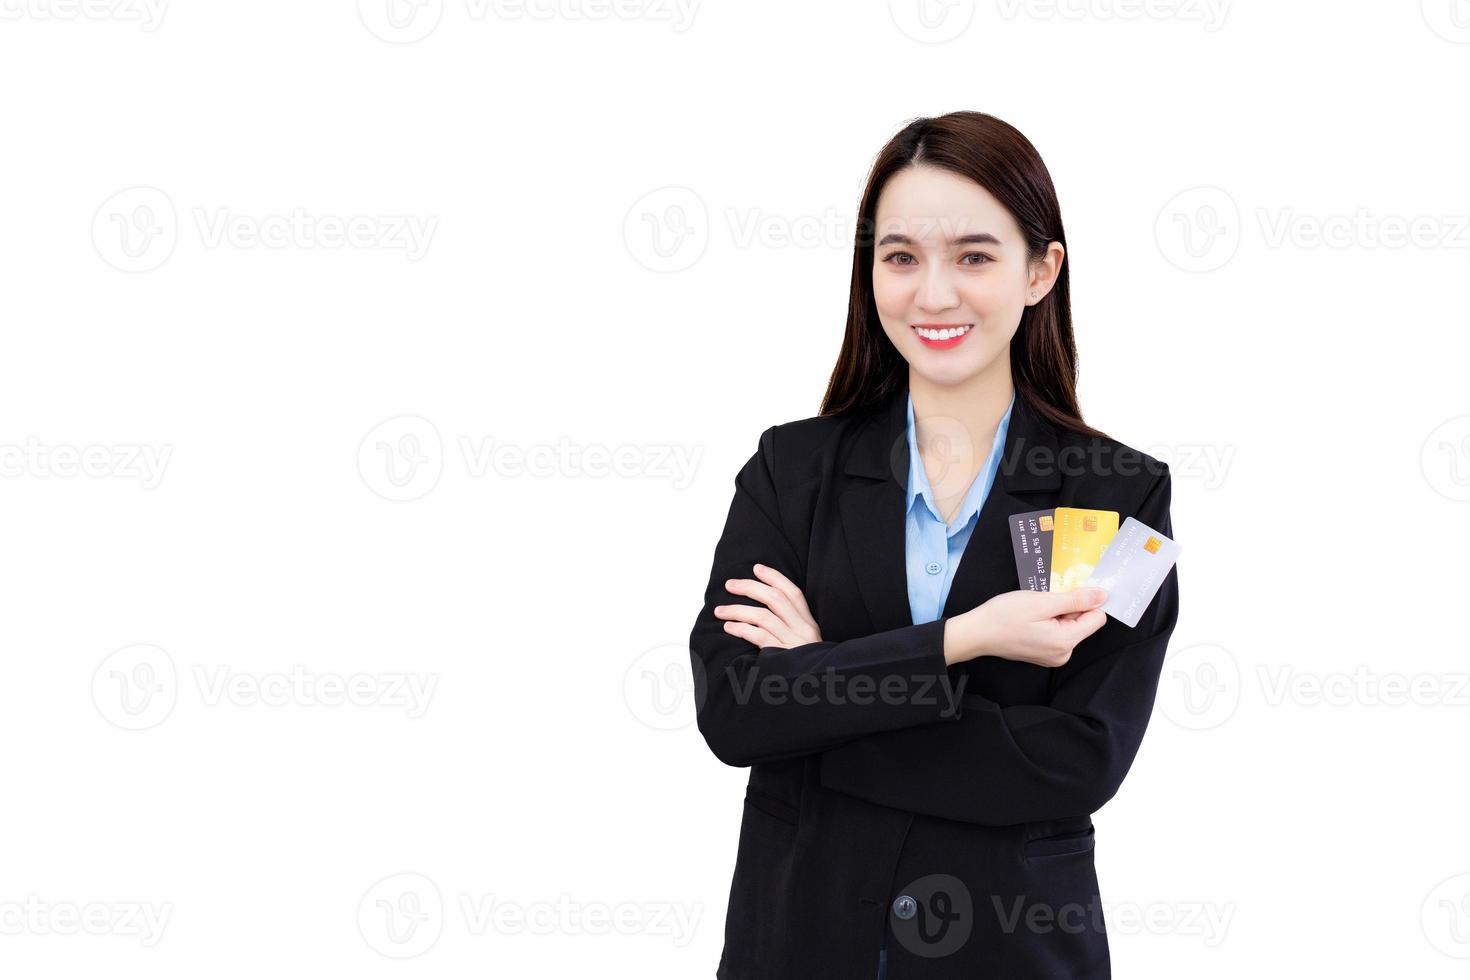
[877, 232, 1002, 247]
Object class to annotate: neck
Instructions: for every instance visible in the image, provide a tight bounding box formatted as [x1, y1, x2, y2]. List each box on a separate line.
[908, 359, 1014, 459]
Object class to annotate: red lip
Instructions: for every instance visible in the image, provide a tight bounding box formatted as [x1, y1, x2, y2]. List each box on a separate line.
[911, 322, 973, 350]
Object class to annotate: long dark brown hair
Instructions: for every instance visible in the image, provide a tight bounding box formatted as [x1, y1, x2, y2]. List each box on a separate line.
[819, 111, 1106, 439]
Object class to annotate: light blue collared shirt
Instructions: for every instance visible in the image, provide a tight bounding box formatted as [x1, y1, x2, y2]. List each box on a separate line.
[905, 390, 1015, 625]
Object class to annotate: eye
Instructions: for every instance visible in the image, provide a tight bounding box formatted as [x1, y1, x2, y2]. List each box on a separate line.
[960, 252, 993, 266]
[881, 251, 917, 266]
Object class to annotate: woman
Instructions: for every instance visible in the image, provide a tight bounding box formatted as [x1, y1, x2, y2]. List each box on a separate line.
[689, 111, 1180, 979]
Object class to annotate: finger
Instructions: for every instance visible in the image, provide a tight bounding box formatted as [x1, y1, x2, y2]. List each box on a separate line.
[1058, 608, 1108, 645]
[716, 600, 797, 646]
[724, 578, 802, 633]
[752, 563, 814, 618]
[1045, 587, 1108, 616]
[751, 565, 820, 639]
[723, 620, 781, 649]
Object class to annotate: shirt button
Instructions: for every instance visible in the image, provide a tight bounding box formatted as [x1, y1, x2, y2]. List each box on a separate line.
[892, 895, 917, 920]
[924, 561, 943, 575]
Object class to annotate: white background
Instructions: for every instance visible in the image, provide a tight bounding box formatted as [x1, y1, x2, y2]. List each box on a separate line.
[3, 0, 1469, 976]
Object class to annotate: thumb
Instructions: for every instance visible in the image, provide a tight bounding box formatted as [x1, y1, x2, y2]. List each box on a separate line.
[1048, 586, 1108, 615]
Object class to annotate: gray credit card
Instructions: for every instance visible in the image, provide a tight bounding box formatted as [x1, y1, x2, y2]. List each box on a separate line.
[1008, 509, 1055, 592]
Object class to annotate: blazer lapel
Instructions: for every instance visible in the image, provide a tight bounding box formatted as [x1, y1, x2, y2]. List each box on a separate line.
[838, 379, 1062, 632]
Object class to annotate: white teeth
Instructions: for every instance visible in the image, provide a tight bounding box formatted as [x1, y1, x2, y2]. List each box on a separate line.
[914, 324, 973, 340]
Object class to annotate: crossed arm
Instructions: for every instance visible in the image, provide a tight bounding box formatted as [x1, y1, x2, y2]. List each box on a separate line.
[689, 426, 1180, 825]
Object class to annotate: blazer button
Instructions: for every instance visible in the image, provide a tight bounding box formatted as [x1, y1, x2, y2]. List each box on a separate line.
[892, 895, 917, 920]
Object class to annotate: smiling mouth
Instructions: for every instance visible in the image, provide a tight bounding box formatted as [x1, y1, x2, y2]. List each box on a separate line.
[911, 323, 973, 347]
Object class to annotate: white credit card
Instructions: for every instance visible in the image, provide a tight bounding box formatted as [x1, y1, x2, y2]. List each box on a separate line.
[1085, 517, 1181, 628]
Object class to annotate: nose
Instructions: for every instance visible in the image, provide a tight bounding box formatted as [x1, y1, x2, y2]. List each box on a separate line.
[913, 263, 960, 313]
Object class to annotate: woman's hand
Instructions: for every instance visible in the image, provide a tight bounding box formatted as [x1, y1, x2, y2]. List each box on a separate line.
[715, 563, 823, 650]
[946, 588, 1110, 668]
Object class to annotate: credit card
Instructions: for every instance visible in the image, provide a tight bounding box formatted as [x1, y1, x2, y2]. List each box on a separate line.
[1085, 517, 1182, 627]
[1049, 507, 1119, 593]
[1008, 509, 1055, 592]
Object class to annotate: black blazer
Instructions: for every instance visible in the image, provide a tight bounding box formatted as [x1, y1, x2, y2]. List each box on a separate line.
[689, 377, 1180, 979]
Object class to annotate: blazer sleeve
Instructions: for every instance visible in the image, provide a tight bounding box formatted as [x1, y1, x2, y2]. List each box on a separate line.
[817, 465, 1181, 825]
[690, 425, 960, 769]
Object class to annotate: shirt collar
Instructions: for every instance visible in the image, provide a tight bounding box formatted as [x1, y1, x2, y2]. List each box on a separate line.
[906, 389, 1016, 533]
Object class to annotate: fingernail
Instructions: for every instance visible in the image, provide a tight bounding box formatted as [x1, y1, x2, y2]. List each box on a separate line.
[753, 563, 764, 571]
[1091, 588, 1108, 603]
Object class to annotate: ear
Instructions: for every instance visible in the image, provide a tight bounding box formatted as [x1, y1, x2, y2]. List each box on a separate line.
[1026, 241, 1065, 304]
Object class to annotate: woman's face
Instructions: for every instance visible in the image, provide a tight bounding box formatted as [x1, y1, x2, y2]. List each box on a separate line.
[871, 163, 1059, 388]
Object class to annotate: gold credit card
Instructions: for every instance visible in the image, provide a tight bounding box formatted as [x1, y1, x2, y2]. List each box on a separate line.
[1048, 507, 1120, 593]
